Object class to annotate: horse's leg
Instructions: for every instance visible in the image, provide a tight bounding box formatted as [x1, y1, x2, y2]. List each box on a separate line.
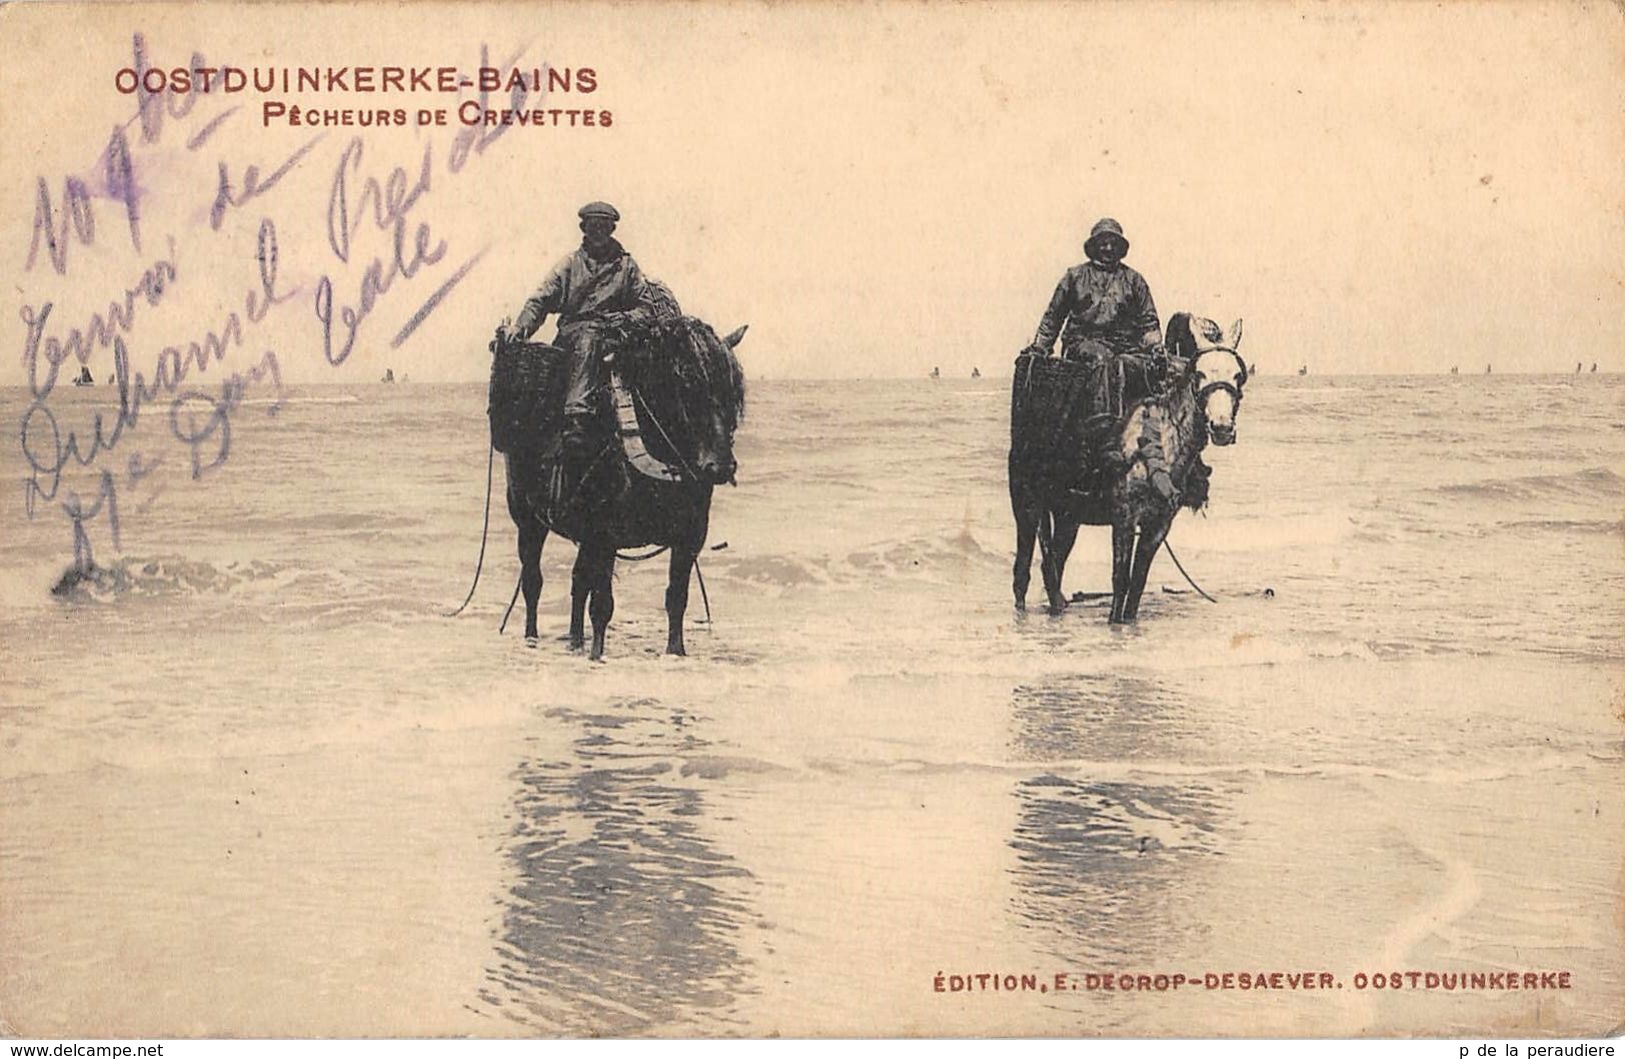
[568, 546, 590, 652]
[1009, 469, 1037, 610]
[665, 492, 710, 656]
[586, 543, 616, 662]
[1050, 515, 1080, 609]
[518, 520, 547, 643]
[665, 544, 696, 656]
[1109, 520, 1136, 624]
[1012, 495, 1036, 611]
[1037, 509, 1067, 615]
[503, 463, 547, 643]
[1124, 518, 1170, 622]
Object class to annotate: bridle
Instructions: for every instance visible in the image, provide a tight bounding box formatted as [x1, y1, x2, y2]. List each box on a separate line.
[1190, 347, 1248, 416]
[624, 339, 740, 485]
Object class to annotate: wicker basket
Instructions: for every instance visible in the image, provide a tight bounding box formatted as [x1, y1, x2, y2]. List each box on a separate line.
[1009, 354, 1092, 471]
[488, 340, 567, 455]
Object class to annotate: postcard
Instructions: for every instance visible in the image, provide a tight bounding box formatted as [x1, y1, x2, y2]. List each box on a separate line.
[1, 0, 1621, 1039]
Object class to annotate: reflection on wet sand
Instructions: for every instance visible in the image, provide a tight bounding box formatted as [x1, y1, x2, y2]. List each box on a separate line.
[480, 698, 757, 1036]
[1010, 671, 1201, 763]
[1006, 673, 1235, 966]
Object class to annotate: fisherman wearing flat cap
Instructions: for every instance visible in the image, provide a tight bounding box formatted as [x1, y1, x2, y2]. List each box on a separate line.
[499, 201, 651, 454]
[1024, 217, 1168, 503]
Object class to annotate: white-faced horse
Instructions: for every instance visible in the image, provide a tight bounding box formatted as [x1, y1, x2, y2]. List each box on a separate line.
[1010, 313, 1249, 622]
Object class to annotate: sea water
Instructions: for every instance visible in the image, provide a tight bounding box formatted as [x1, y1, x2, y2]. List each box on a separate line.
[1, 374, 1620, 1036]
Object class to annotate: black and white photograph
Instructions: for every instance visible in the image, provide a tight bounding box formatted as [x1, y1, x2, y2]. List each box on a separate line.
[1, 0, 1620, 1041]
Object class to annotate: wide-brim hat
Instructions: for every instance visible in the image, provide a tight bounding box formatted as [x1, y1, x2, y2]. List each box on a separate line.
[1084, 217, 1129, 257]
[578, 201, 620, 223]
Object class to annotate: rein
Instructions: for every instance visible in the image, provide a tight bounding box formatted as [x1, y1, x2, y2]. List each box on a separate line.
[611, 369, 690, 483]
[626, 378, 705, 483]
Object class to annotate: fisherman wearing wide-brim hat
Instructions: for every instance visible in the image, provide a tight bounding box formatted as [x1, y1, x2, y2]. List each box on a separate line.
[1029, 217, 1161, 363]
[499, 201, 652, 456]
[1024, 217, 1166, 502]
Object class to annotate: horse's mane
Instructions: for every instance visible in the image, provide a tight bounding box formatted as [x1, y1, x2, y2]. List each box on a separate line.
[1165, 312, 1197, 362]
[1162, 311, 1239, 385]
[616, 316, 746, 432]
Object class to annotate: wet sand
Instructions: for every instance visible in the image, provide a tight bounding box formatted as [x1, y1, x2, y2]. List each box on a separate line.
[3, 614, 1619, 1038]
[3, 377, 1621, 1037]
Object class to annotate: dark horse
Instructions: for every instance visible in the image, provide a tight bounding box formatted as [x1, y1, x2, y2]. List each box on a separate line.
[1009, 312, 1248, 623]
[495, 319, 746, 660]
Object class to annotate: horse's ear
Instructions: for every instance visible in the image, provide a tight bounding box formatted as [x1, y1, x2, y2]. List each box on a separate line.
[723, 325, 748, 349]
[1225, 318, 1244, 350]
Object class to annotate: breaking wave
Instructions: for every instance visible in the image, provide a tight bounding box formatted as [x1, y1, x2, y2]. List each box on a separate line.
[1438, 466, 1623, 503]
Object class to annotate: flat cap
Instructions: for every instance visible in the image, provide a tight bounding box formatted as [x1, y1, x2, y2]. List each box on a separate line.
[578, 201, 620, 222]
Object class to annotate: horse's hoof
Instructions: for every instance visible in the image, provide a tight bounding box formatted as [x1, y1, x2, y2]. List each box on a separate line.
[666, 646, 687, 658]
[524, 635, 540, 649]
[1013, 599, 1026, 613]
[568, 638, 584, 653]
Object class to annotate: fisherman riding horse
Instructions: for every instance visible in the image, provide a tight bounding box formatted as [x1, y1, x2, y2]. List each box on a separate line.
[1009, 218, 1246, 621]
[492, 203, 747, 660]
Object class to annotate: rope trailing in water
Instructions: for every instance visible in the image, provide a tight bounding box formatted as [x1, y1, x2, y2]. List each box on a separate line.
[694, 557, 712, 624]
[445, 444, 497, 618]
[1163, 539, 1217, 604]
[499, 574, 523, 635]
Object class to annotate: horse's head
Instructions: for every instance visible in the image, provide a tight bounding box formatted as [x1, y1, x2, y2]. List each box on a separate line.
[1168, 313, 1248, 446]
[622, 320, 747, 485]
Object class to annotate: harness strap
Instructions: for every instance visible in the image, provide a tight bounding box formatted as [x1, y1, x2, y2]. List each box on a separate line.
[1196, 379, 1244, 406]
[609, 369, 686, 482]
[1191, 343, 1249, 401]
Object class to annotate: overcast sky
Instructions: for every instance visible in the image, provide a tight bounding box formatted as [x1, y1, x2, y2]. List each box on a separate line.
[3, 1, 1622, 383]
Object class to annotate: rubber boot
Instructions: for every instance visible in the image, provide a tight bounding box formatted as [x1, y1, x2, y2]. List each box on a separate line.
[557, 412, 596, 508]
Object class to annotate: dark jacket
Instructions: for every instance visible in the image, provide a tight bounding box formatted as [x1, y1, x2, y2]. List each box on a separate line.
[1031, 261, 1161, 360]
[513, 239, 648, 339]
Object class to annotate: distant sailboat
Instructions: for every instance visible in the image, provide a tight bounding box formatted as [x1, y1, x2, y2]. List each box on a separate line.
[1591, 363, 1598, 373]
[1297, 365, 1308, 376]
[1449, 366, 1459, 375]
[381, 368, 395, 383]
[1576, 362, 1583, 374]
[1486, 364, 1492, 374]
[971, 367, 981, 378]
[930, 367, 940, 379]
[73, 366, 94, 387]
